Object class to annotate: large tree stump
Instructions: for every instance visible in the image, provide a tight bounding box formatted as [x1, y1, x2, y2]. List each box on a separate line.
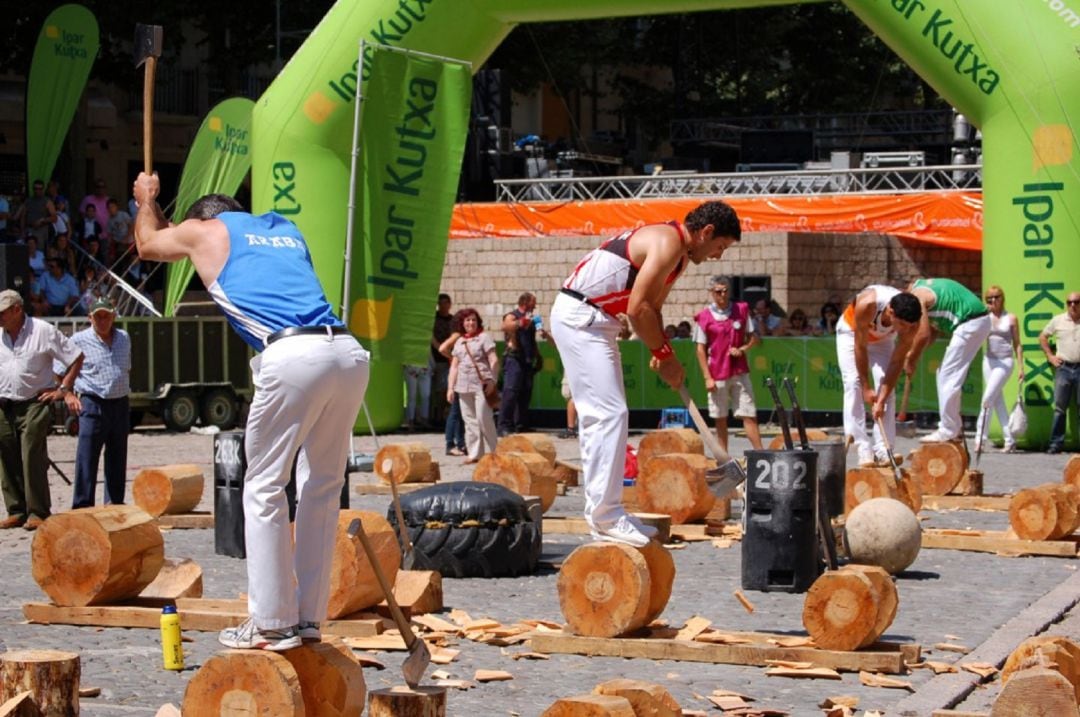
[368, 686, 446, 717]
[327, 510, 400, 619]
[473, 452, 557, 513]
[496, 433, 556, 466]
[636, 429, 703, 466]
[767, 429, 829, 450]
[991, 667, 1078, 717]
[0, 650, 80, 717]
[907, 442, 967, 496]
[636, 453, 716, 524]
[1064, 455, 1080, 490]
[1009, 484, 1080, 541]
[139, 558, 203, 600]
[132, 465, 204, 517]
[182, 650, 304, 716]
[375, 443, 432, 485]
[1001, 635, 1080, 701]
[844, 467, 922, 514]
[841, 564, 898, 647]
[558, 541, 674, 638]
[280, 643, 366, 717]
[593, 679, 680, 717]
[31, 505, 164, 606]
[802, 569, 881, 651]
[542, 694, 636, 717]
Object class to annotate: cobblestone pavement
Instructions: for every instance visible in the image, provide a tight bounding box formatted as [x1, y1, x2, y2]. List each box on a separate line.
[1, 424, 1078, 716]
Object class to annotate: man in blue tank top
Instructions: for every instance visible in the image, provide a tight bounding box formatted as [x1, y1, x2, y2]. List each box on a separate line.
[133, 172, 370, 651]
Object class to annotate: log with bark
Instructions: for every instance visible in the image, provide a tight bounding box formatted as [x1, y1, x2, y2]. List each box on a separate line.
[593, 679, 680, 717]
[802, 569, 882, 651]
[1064, 455, 1080, 491]
[473, 452, 557, 513]
[375, 443, 432, 485]
[635, 453, 716, 524]
[1001, 634, 1080, 702]
[542, 694, 636, 717]
[0, 691, 38, 717]
[31, 505, 164, 606]
[907, 441, 968, 496]
[0, 650, 80, 717]
[552, 461, 580, 488]
[991, 666, 1078, 717]
[844, 467, 922, 514]
[840, 564, 898, 647]
[496, 433, 556, 466]
[139, 558, 203, 600]
[368, 686, 446, 717]
[327, 510, 401, 619]
[636, 429, 703, 467]
[1009, 484, 1080, 541]
[132, 465, 204, 517]
[280, 642, 366, 717]
[182, 650, 303, 716]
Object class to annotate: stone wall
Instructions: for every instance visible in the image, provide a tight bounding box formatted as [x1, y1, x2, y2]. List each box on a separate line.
[439, 232, 983, 329]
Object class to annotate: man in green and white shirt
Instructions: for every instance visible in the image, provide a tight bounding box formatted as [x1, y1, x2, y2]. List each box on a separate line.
[908, 278, 991, 442]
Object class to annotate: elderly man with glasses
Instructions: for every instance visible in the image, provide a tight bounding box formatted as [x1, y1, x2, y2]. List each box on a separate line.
[1039, 291, 1080, 454]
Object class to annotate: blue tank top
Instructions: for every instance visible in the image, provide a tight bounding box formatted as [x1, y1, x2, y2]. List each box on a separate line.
[209, 212, 342, 351]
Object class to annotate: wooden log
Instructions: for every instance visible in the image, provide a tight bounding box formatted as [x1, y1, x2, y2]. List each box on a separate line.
[954, 469, 984, 497]
[636, 429, 703, 466]
[632, 513, 672, 545]
[0, 651, 79, 717]
[1001, 635, 1080, 701]
[280, 642, 366, 717]
[131, 464, 204, 517]
[327, 510, 400, 619]
[1064, 455, 1080, 491]
[422, 460, 440, 484]
[991, 666, 1078, 717]
[368, 686, 446, 717]
[0, 691, 38, 717]
[636, 453, 716, 524]
[31, 505, 164, 607]
[374, 443, 432, 485]
[841, 564, 898, 647]
[391, 570, 443, 616]
[802, 569, 880, 651]
[182, 650, 304, 716]
[496, 432, 556, 465]
[552, 462, 579, 488]
[593, 678, 680, 717]
[1050, 484, 1080, 538]
[1009, 484, 1079, 541]
[542, 695, 636, 717]
[767, 429, 829, 450]
[473, 452, 557, 513]
[845, 467, 922, 514]
[638, 540, 675, 624]
[908, 442, 967, 496]
[139, 558, 203, 600]
[558, 542, 654, 638]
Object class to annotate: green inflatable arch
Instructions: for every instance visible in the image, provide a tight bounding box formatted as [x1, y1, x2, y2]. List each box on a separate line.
[251, 0, 1080, 443]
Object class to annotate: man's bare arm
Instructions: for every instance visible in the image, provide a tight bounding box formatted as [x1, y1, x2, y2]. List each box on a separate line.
[852, 294, 875, 403]
[625, 227, 683, 352]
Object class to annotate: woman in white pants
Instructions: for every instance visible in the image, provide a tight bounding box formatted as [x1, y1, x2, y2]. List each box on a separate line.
[976, 286, 1023, 452]
[447, 309, 499, 464]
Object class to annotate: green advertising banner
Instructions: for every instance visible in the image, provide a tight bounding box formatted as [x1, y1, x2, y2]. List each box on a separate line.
[26, 4, 98, 186]
[164, 97, 255, 316]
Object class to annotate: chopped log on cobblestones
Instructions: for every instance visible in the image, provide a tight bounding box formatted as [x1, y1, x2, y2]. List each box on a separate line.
[954, 469, 983, 496]
[473, 452, 557, 513]
[139, 558, 203, 600]
[375, 443, 432, 485]
[132, 464, 204, 516]
[497, 433, 556, 465]
[1001, 635, 1080, 701]
[593, 678, 681, 717]
[368, 686, 446, 717]
[31, 505, 164, 607]
[557, 540, 674, 638]
[802, 570, 881, 651]
[391, 570, 443, 616]
[0, 650, 80, 717]
[768, 429, 829, 450]
[542, 694, 636, 717]
[636, 453, 717, 524]
[907, 442, 968, 496]
[636, 428, 703, 466]
[844, 467, 922, 514]
[840, 565, 898, 647]
[327, 510, 400, 619]
[1065, 455, 1080, 490]
[991, 666, 1078, 717]
[1009, 484, 1080, 541]
[182, 650, 303, 716]
[281, 642, 366, 717]
[552, 460, 580, 488]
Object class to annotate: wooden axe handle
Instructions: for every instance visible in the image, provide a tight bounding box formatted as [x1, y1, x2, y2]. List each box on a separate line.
[143, 56, 157, 173]
[897, 376, 912, 422]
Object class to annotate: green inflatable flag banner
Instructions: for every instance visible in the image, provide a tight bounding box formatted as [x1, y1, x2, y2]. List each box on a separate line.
[164, 97, 255, 316]
[26, 4, 98, 187]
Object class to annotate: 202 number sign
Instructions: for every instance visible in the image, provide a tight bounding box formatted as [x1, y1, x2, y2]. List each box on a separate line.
[753, 458, 808, 491]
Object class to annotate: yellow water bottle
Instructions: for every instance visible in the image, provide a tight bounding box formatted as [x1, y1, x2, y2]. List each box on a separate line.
[160, 605, 184, 670]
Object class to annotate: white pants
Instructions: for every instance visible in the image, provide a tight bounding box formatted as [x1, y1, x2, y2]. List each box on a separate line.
[550, 293, 627, 528]
[837, 329, 895, 458]
[936, 314, 992, 438]
[976, 354, 1015, 446]
[244, 333, 369, 630]
[458, 391, 496, 459]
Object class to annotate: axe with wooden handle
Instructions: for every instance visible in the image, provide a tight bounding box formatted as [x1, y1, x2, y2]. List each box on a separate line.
[134, 24, 163, 173]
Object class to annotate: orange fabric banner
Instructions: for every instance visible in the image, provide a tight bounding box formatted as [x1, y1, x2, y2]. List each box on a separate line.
[451, 192, 983, 250]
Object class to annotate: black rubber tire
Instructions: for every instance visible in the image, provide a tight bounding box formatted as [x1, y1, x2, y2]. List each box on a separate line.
[389, 482, 541, 578]
[201, 388, 239, 430]
[162, 391, 199, 432]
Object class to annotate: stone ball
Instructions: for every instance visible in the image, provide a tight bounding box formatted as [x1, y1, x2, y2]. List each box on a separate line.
[844, 497, 922, 575]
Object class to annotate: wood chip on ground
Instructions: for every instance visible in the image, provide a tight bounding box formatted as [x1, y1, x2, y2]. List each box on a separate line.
[474, 669, 514, 682]
[733, 589, 755, 613]
[765, 666, 842, 680]
[858, 671, 914, 690]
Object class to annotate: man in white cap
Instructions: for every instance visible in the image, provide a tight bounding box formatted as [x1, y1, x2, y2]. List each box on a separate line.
[70, 297, 132, 508]
[0, 289, 82, 530]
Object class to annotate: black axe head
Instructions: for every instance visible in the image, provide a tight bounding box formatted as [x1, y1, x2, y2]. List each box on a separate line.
[134, 24, 163, 67]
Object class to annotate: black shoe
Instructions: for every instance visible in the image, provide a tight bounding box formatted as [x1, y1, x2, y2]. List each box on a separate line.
[1047, 445, 1063, 454]
[497, 428, 511, 438]
[557, 428, 578, 439]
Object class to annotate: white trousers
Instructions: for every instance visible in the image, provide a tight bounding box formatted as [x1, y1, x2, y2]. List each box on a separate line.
[837, 329, 895, 458]
[936, 314, 992, 438]
[550, 293, 627, 528]
[976, 354, 1015, 446]
[458, 391, 496, 459]
[244, 333, 369, 630]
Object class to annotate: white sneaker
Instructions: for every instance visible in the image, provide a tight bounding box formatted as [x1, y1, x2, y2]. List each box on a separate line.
[857, 447, 875, 467]
[590, 515, 651, 548]
[626, 514, 659, 539]
[298, 621, 321, 643]
[218, 618, 301, 651]
[920, 429, 956, 443]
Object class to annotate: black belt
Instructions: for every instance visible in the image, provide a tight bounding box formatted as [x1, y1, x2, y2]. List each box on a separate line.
[960, 311, 989, 325]
[266, 325, 349, 346]
[560, 288, 604, 312]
